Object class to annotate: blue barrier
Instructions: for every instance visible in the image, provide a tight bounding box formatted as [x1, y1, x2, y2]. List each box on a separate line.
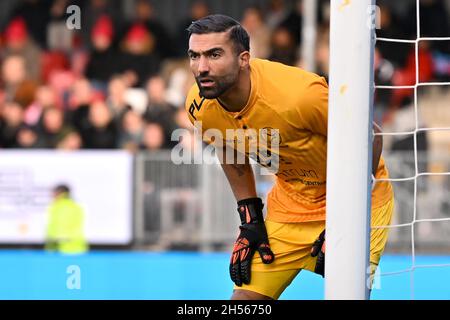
[0, 250, 449, 299]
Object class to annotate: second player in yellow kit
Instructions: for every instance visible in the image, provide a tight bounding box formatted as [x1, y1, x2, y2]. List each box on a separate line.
[185, 14, 394, 299]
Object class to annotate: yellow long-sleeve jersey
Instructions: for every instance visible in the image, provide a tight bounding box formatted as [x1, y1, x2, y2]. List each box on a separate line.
[185, 58, 393, 222]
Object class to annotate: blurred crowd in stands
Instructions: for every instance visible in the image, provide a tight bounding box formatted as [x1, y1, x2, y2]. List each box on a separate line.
[0, 0, 449, 153]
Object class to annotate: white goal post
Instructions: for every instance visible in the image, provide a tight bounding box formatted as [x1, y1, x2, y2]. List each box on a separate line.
[326, 0, 376, 299]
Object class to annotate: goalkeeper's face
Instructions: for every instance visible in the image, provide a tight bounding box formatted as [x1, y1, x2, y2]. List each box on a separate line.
[188, 32, 244, 99]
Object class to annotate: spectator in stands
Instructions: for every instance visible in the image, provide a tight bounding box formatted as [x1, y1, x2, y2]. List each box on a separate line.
[7, 0, 51, 49]
[0, 101, 24, 148]
[316, 0, 330, 26]
[37, 107, 68, 148]
[404, 0, 450, 81]
[82, 99, 118, 149]
[56, 128, 83, 150]
[132, 0, 175, 59]
[1, 55, 38, 108]
[268, 26, 298, 66]
[161, 59, 196, 108]
[47, 0, 74, 52]
[375, 3, 434, 112]
[140, 121, 166, 150]
[376, 4, 410, 68]
[119, 109, 144, 152]
[40, 51, 70, 85]
[80, 0, 122, 50]
[68, 78, 94, 136]
[373, 47, 395, 124]
[379, 41, 434, 111]
[264, 0, 289, 32]
[241, 7, 271, 59]
[106, 75, 132, 124]
[46, 67, 77, 108]
[85, 14, 121, 88]
[314, 24, 329, 78]
[118, 23, 161, 87]
[174, 0, 210, 58]
[2, 17, 42, 82]
[405, 0, 450, 52]
[15, 124, 41, 148]
[278, 0, 303, 47]
[171, 110, 200, 155]
[143, 76, 177, 142]
[24, 85, 58, 127]
[174, 107, 193, 130]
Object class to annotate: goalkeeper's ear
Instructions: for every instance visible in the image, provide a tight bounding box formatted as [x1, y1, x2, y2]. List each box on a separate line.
[238, 51, 250, 69]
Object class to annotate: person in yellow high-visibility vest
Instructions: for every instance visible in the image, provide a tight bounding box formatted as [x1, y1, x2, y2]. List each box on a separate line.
[45, 184, 88, 254]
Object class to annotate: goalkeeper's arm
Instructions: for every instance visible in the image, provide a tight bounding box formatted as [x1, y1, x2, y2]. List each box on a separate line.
[219, 145, 257, 201]
[219, 146, 274, 286]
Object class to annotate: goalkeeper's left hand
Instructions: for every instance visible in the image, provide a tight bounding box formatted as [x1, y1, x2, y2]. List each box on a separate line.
[311, 230, 325, 277]
[229, 197, 275, 286]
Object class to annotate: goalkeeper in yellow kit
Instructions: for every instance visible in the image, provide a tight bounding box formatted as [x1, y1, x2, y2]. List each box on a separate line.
[184, 14, 394, 300]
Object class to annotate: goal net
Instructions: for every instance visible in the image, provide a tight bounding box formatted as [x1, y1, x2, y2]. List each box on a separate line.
[372, 0, 450, 299]
[326, 0, 450, 299]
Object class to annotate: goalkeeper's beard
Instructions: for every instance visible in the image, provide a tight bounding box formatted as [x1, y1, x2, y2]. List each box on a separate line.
[195, 69, 240, 99]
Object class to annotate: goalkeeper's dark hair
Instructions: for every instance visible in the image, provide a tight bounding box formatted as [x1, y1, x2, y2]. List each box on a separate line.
[187, 14, 250, 54]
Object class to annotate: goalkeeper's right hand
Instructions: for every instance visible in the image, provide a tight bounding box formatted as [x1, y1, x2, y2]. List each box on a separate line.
[229, 197, 275, 286]
[311, 230, 325, 277]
